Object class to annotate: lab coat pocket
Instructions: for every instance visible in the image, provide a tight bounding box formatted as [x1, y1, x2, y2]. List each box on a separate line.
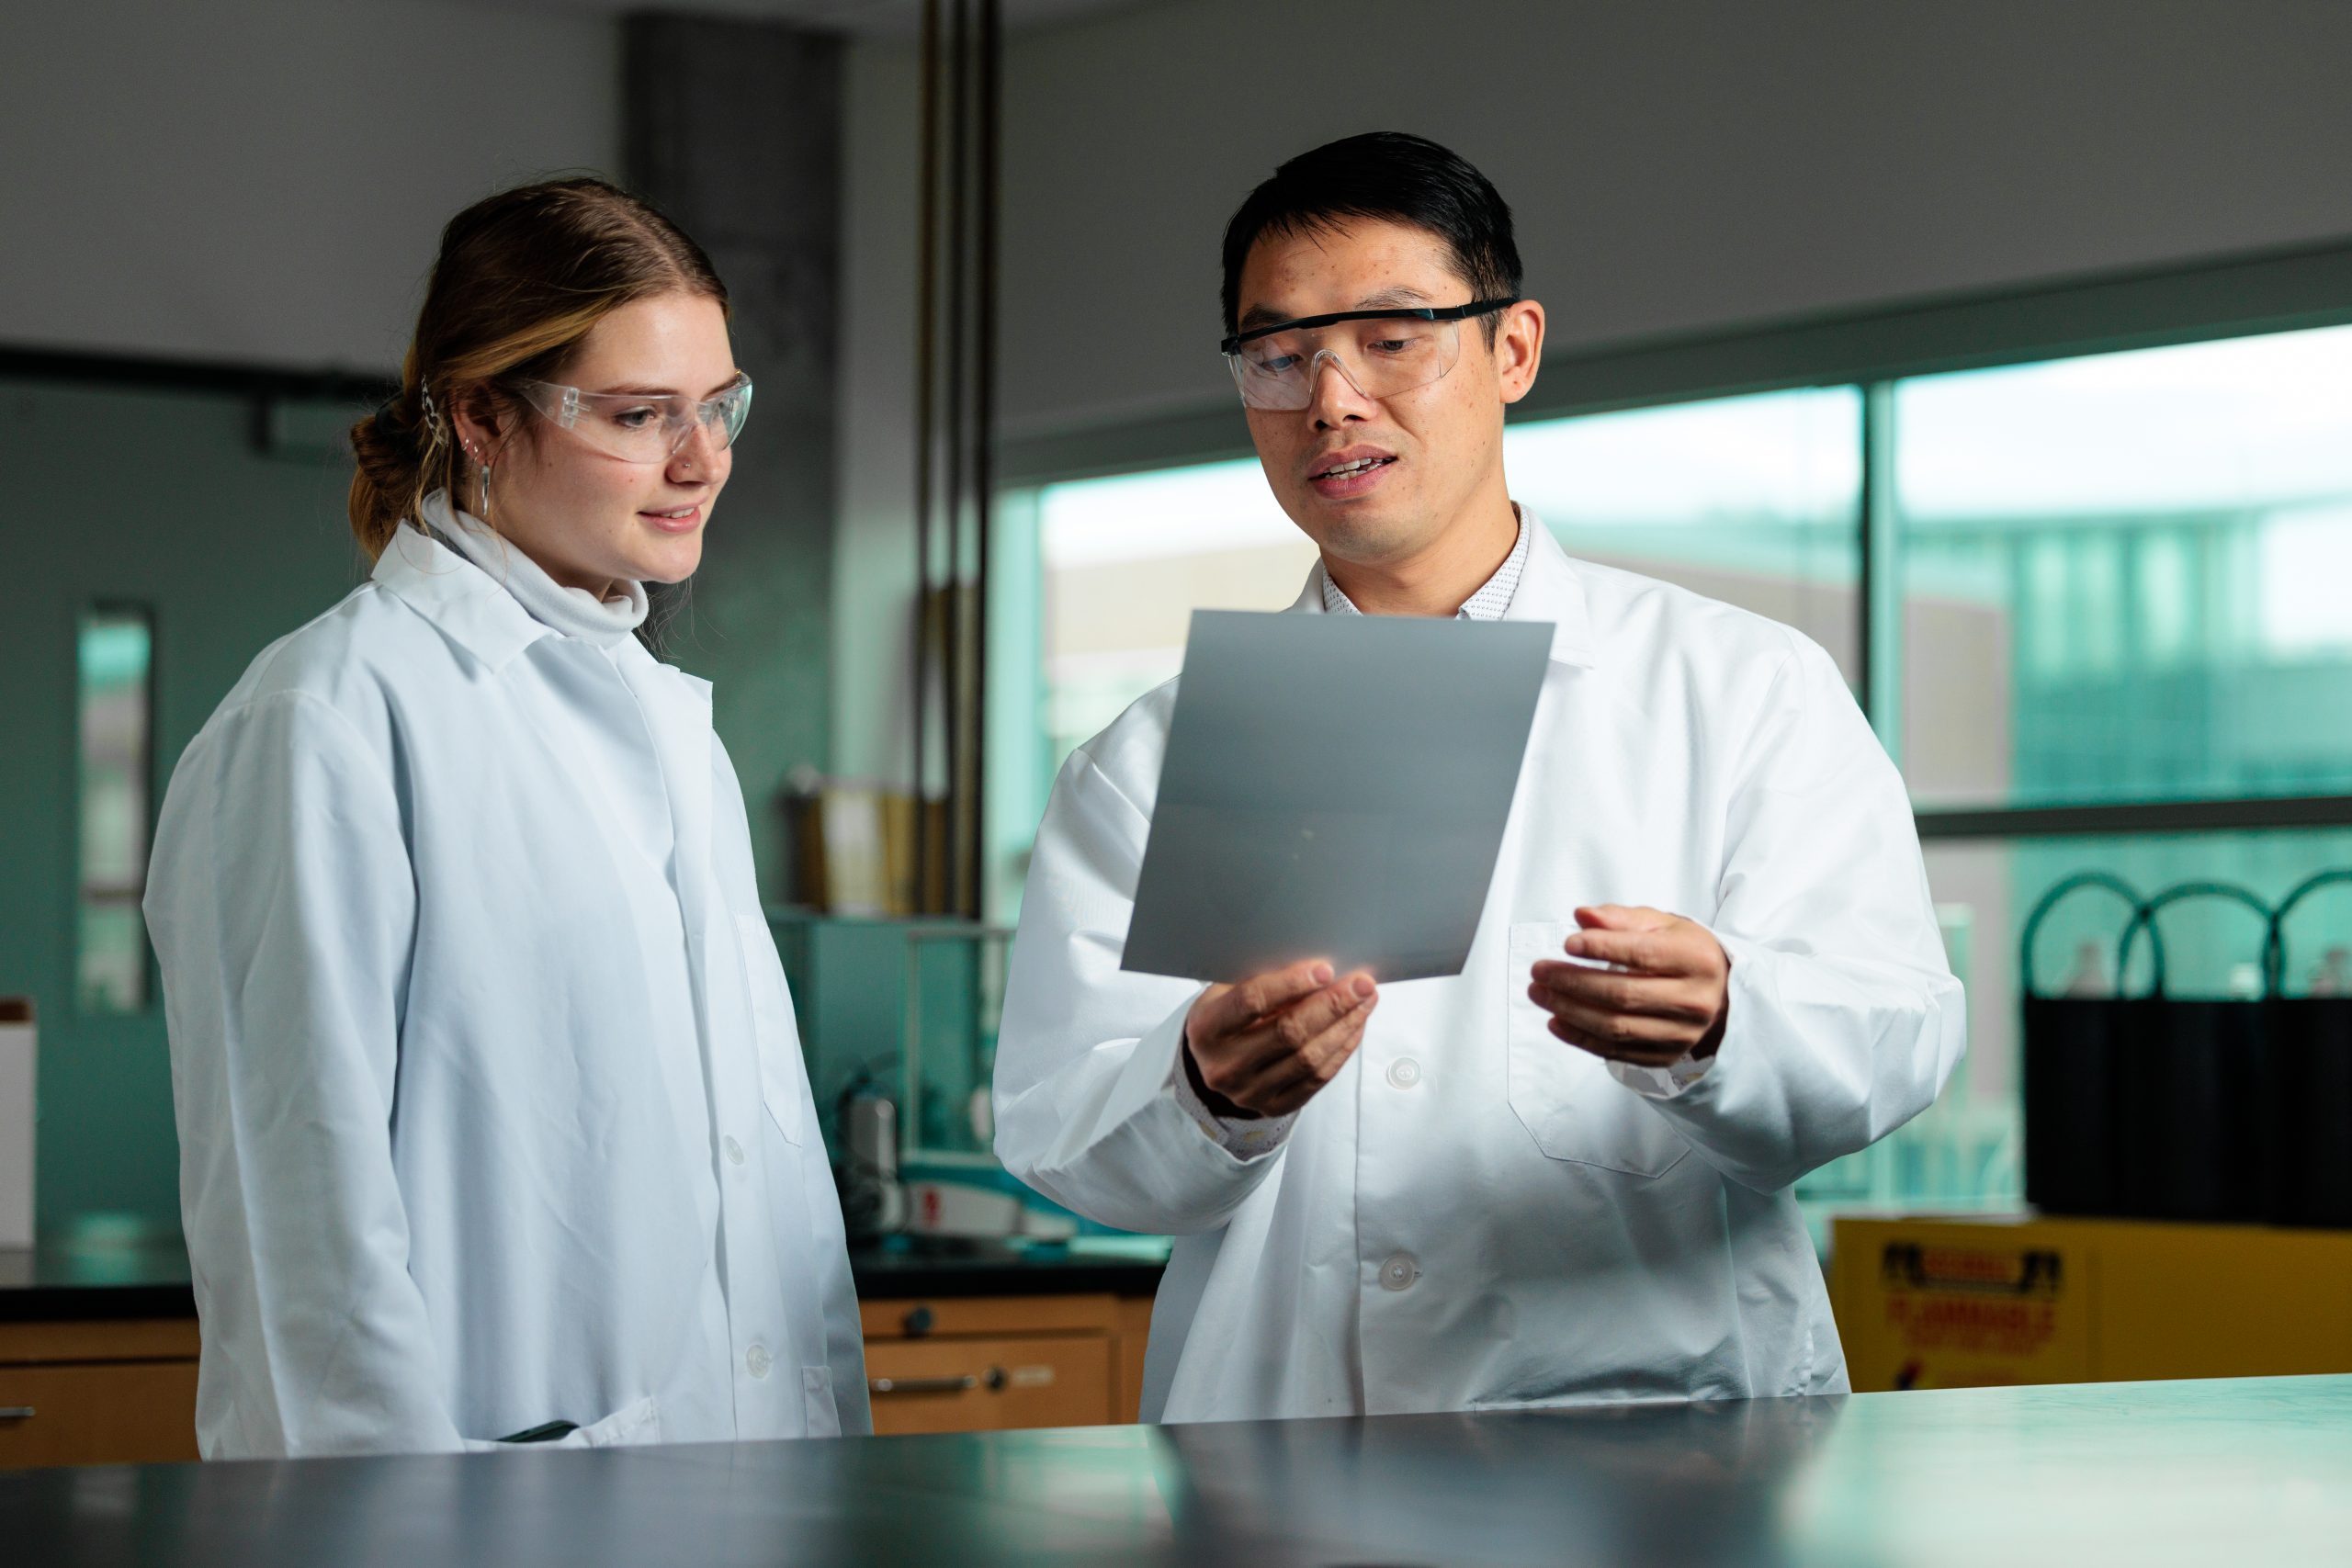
[575, 1395, 662, 1448]
[736, 912, 806, 1147]
[1506, 921, 1691, 1178]
[801, 1366, 841, 1438]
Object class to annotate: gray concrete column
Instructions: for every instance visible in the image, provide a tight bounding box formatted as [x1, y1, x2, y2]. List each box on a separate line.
[627, 15, 842, 900]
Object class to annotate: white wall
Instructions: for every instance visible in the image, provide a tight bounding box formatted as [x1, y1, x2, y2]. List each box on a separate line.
[1, 0, 619, 373]
[832, 0, 2352, 775]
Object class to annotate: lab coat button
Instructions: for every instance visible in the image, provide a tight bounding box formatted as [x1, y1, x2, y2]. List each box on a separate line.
[1378, 1253, 1419, 1292]
[747, 1343, 772, 1379]
[1386, 1057, 1421, 1089]
[723, 1134, 746, 1167]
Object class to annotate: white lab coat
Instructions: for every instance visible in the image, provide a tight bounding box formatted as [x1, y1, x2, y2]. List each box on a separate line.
[146, 524, 869, 1458]
[995, 517, 1964, 1421]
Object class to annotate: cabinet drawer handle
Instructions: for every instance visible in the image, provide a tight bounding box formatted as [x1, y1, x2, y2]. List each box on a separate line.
[869, 1374, 975, 1396]
[868, 1367, 1007, 1396]
[0, 1407, 34, 1421]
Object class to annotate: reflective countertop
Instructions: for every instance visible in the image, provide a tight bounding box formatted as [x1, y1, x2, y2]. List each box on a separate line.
[0, 1238, 195, 1322]
[6, 1374, 2348, 1566]
[0, 1234, 1169, 1321]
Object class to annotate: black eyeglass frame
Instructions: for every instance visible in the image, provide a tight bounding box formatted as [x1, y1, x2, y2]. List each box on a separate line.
[1219, 297, 1521, 356]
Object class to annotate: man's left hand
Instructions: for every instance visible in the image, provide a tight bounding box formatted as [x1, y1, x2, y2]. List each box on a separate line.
[1526, 905, 1730, 1069]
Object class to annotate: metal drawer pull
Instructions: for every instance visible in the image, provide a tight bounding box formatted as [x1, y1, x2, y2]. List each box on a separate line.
[0, 1407, 34, 1420]
[869, 1373, 975, 1396]
[869, 1367, 1007, 1396]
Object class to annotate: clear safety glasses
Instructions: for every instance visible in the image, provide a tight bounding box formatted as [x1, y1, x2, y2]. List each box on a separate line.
[511, 372, 754, 463]
[1219, 299, 1518, 411]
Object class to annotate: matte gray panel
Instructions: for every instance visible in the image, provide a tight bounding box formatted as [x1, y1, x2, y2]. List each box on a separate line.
[1122, 611, 1550, 983]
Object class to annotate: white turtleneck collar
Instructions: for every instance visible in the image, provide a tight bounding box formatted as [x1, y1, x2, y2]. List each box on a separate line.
[417, 490, 650, 649]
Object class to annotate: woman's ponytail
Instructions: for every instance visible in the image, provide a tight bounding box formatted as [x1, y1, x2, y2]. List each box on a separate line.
[346, 363, 444, 559]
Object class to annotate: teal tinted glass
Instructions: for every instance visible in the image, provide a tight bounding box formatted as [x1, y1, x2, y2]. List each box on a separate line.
[1035, 457, 1313, 769]
[1897, 324, 2352, 808]
[78, 608, 153, 1013]
[1507, 387, 1866, 688]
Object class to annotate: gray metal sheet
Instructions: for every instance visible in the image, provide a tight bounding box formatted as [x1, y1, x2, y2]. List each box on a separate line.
[1121, 610, 1551, 983]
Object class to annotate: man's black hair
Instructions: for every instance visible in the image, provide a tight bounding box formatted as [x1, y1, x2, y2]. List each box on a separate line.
[1219, 131, 1522, 343]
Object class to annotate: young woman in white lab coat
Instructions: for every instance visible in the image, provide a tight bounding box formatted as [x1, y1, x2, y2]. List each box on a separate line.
[145, 178, 868, 1458]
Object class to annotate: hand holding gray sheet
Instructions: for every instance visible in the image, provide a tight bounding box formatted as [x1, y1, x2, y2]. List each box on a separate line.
[1120, 609, 1551, 984]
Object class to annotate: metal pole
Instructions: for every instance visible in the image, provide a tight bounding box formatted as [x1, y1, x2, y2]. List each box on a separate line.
[969, 0, 1001, 921]
[911, 0, 940, 915]
[941, 0, 970, 917]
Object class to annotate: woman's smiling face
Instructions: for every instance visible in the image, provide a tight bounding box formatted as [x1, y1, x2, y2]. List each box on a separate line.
[464, 291, 741, 596]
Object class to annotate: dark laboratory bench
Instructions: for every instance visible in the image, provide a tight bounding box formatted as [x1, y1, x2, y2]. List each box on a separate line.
[0, 1235, 1167, 1322]
[0, 1241, 198, 1324]
[847, 1235, 1167, 1300]
[9, 1374, 2352, 1565]
[0, 1236, 1169, 1463]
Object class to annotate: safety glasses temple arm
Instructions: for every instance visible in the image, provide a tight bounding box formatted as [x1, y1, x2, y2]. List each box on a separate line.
[1219, 297, 1521, 355]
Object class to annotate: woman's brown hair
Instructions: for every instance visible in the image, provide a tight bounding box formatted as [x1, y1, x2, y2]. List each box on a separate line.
[348, 176, 729, 559]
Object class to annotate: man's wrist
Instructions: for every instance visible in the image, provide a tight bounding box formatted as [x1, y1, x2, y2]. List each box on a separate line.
[1692, 1009, 1726, 1060]
[1691, 941, 1733, 1059]
[1180, 1024, 1263, 1121]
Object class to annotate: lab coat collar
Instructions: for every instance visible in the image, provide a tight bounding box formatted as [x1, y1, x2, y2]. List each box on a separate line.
[1505, 510, 1600, 668]
[1287, 504, 1598, 669]
[372, 524, 558, 672]
[600, 623, 716, 722]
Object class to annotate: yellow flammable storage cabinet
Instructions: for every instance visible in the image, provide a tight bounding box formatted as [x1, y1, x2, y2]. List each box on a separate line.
[1832, 1213, 2352, 1391]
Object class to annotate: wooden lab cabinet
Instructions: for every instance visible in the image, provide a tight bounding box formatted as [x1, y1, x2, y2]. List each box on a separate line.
[859, 1292, 1155, 1436]
[0, 1318, 201, 1470]
[0, 1292, 1158, 1466]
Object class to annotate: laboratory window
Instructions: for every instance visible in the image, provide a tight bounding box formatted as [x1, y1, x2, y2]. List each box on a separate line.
[986, 318, 2352, 1222]
[1507, 386, 1863, 687]
[1897, 325, 2352, 809]
[78, 606, 155, 1014]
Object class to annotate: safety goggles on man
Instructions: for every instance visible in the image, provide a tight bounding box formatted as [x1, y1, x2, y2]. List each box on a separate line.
[1219, 299, 1518, 411]
[511, 372, 754, 463]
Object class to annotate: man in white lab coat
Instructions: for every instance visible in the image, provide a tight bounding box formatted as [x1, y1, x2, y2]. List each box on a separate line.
[992, 132, 1965, 1422]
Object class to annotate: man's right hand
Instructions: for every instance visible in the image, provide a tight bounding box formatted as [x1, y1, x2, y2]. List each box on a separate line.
[1182, 960, 1379, 1119]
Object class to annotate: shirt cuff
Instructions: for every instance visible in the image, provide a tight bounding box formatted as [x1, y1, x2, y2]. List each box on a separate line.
[1607, 1045, 1718, 1101]
[1169, 1043, 1299, 1157]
